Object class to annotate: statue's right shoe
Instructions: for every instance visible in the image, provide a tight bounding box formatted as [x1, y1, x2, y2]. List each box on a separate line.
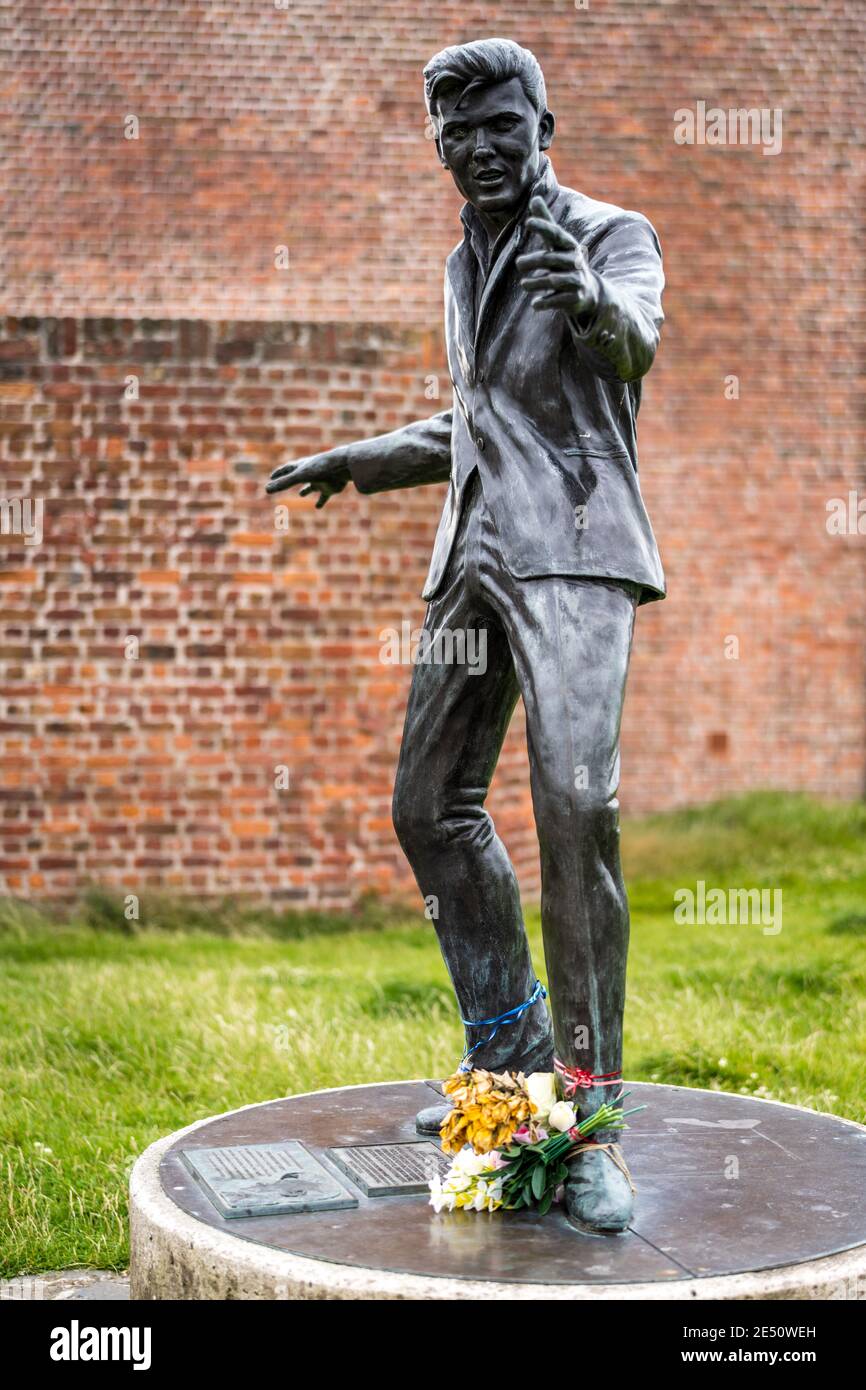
[415, 1101, 452, 1135]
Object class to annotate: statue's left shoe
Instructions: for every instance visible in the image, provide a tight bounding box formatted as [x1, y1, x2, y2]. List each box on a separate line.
[564, 1143, 635, 1234]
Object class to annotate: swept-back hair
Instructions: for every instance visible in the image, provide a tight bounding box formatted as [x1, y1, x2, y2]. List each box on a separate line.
[423, 38, 547, 116]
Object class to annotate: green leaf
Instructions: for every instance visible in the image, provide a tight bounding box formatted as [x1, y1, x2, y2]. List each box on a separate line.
[531, 1162, 547, 1200]
[538, 1189, 554, 1216]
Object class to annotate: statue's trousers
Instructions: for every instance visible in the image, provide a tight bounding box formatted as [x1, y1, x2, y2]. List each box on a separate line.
[392, 469, 639, 1082]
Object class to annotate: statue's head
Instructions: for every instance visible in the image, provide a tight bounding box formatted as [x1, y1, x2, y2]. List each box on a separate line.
[424, 38, 554, 220]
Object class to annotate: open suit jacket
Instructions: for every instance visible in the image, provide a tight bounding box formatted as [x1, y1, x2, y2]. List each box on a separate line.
[343, 156, 666, 605]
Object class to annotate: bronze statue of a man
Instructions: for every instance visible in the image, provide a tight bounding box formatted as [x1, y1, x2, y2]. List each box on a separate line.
[267, 38, 665, 1234]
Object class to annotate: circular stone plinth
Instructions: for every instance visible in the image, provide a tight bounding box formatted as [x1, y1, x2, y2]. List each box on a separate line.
[130, 1080, 866, 1300]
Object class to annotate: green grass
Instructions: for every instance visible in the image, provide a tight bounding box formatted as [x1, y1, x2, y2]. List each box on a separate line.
[1, 791, 864, 1276]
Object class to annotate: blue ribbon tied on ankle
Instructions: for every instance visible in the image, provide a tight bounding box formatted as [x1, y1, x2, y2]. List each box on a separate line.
[458, 979, 547, 1072]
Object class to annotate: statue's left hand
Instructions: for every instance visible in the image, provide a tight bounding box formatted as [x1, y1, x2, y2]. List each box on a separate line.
[517, 195, 600, 319]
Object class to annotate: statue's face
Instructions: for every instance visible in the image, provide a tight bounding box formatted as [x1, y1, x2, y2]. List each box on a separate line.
[434, 75, 553, 219]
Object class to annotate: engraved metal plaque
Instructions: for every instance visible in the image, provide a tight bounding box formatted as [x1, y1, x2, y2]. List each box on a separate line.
[326, 1141, 451, 1197]
[180, 1141, 358, 1218]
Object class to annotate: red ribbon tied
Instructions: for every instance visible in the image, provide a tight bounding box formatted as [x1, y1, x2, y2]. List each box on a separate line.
[554, 1058, 622, 1097]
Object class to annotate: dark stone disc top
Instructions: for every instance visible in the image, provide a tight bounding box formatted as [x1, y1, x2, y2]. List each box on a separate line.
[160, 1081, 866, 1286]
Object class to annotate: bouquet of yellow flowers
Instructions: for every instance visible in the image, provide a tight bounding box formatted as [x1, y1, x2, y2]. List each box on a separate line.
[438, 1068, 537, 1155]
[429, 1068, 643, 1217]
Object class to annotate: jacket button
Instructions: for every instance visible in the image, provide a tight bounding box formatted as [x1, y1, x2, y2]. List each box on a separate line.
[476, 435, 485, 451]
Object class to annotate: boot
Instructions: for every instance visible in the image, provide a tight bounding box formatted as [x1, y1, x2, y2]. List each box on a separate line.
[564, 1142, 634, 1233]
[562, 1080, 634, 1233]
[415, 1099, 452, 1135]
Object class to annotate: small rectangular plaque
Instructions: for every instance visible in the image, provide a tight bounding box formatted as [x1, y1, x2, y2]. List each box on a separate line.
[326, 1141, 450, 1197]
[180, 1140, 358, 1218]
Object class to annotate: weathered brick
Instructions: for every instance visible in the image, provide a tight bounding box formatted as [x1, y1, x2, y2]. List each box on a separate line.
[0, 4, 863, 905]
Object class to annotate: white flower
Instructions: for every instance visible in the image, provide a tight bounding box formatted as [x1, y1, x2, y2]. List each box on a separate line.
[445, 1172, 472, 1193]
[428, 1175, 456, 1213]
[525, 1071, 557, 1122]
[470, 1177, 504, 1212]
[451, 1148, 492, 1177]
[430, 1154, 506, 1214]
[548, 1100, 577, 1132]
[430, 1148, 506, 1215]
[428, 1178, 447, 1212]
[429, 1174, 458, 1212]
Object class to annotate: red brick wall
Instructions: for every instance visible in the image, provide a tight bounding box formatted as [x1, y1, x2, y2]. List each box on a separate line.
[1, 2, 864, 904]
[0, 315, 546, 902]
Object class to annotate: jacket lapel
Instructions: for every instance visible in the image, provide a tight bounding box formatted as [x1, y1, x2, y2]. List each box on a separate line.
[473, 223, 522, 355]
[445, 237, 477, 377]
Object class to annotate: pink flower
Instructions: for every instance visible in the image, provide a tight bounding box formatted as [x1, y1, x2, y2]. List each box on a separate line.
[513, 1124, 548, 1144]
